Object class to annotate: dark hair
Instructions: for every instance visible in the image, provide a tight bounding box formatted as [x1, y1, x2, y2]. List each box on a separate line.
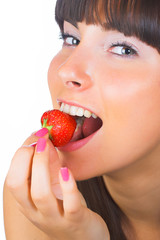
[55, 1, 160, 239]
[77, 177, 131, 240]
[55, 0, 160, 52]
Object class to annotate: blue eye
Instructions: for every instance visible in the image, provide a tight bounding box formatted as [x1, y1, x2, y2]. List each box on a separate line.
[59, 33, 80, 47]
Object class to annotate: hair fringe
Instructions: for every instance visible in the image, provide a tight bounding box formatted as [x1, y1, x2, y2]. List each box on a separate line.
[55, 0, 160, 52]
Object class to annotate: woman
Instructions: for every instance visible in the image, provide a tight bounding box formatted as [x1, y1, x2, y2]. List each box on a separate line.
[4, 0, 160, 239]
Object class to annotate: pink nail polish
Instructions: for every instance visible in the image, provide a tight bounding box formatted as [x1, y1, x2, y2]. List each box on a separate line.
[60, 167, 69, 182]
[35, 128, 48, 137]
[36, 138, 46, 153]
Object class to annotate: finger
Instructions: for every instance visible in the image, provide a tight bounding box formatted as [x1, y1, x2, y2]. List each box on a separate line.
[47, 140, 63, 199]
[59, 168, 87, 220]
[6, 145, 36, 211]
[31, 137, 60, 216]
[22, 128, 49, 147]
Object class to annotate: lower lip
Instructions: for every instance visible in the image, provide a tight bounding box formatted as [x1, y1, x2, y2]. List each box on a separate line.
[58, 131, 98, 152]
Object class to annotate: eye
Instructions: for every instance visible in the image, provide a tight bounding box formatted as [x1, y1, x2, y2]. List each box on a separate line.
[59, 33, 80, 47]
[109, 42, 138, 57]
[65, 36, 79, 46]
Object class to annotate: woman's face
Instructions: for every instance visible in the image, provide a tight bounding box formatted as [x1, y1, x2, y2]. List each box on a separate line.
[48, 21, 160, 180]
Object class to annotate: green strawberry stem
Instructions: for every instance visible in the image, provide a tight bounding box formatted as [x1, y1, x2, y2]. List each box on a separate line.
[42, 118, 53, 140]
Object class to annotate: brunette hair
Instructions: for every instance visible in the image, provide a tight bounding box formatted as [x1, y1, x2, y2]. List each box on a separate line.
[55, 0, 160, 52]
[55, 1, 160, 239]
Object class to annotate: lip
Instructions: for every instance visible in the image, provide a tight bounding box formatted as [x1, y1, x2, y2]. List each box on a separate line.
[58, 128, 100, 152]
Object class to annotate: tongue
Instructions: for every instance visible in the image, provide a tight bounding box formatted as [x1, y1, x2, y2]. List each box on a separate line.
[70, 122, 83, 142]
[82, 117, 102, 138]
[71, 117, 102, 142]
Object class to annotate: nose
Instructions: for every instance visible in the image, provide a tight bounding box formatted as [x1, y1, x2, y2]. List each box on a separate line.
[57, 49, 93, 91]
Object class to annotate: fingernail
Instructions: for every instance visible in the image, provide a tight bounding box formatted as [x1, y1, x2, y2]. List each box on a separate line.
[60, 167, 69, 182]
[35, 128, 48, 137]
[36, 138, 46, 153]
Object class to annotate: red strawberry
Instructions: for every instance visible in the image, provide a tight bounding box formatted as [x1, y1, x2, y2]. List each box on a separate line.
[41, 109, 77, 147]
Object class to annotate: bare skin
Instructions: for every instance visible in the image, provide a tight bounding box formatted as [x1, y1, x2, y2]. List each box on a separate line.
[4, 133, 109, 240]
[4, 21, 160, 240]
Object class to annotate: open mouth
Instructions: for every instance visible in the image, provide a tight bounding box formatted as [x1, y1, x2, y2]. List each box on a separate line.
[60, 102, 103, 142]
[71, 116, 103, 142]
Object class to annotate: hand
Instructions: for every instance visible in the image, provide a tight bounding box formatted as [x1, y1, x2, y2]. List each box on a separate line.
[6, 131, 110, 240]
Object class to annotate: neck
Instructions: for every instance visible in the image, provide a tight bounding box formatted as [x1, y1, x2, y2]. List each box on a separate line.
[103, 146, 160, 239]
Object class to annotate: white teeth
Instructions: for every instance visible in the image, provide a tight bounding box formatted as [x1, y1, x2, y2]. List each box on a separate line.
[84, 110, 92, 118]
[60, 103, 98, 119]
[92, 113, 98, 119]
[60, 102, 64, 111]
[76, 107, 84, 117]
[63, 104, 70, 114]
[70, 106, 78, 116]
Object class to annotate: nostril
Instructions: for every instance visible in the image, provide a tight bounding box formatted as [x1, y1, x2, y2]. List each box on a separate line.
[66, 81, 81, 88]
[72, 81, 81, 87]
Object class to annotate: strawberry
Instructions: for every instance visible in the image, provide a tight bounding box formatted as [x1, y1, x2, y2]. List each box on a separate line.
[41, 109, 77, 147]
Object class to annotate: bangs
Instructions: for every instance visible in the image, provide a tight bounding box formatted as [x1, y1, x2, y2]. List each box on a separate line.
[55, 0, 160, 52]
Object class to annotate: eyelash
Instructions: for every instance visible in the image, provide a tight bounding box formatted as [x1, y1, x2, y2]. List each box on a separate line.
[59, 32, 80, 47]
[108, 41, 138, 57]
[59, 32, 138, 57]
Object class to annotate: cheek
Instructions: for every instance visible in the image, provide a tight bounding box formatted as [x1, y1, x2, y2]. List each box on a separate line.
[99, 69, 160, 169]
[47, 53, 160, 178]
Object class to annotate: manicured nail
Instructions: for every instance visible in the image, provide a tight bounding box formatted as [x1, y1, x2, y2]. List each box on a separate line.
[35, 128, 48, 137]
[60, 167, 69, 182]
[36, 138, 46, 153]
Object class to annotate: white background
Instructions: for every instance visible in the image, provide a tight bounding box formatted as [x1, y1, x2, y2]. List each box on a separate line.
[0, 1, 61, 238]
